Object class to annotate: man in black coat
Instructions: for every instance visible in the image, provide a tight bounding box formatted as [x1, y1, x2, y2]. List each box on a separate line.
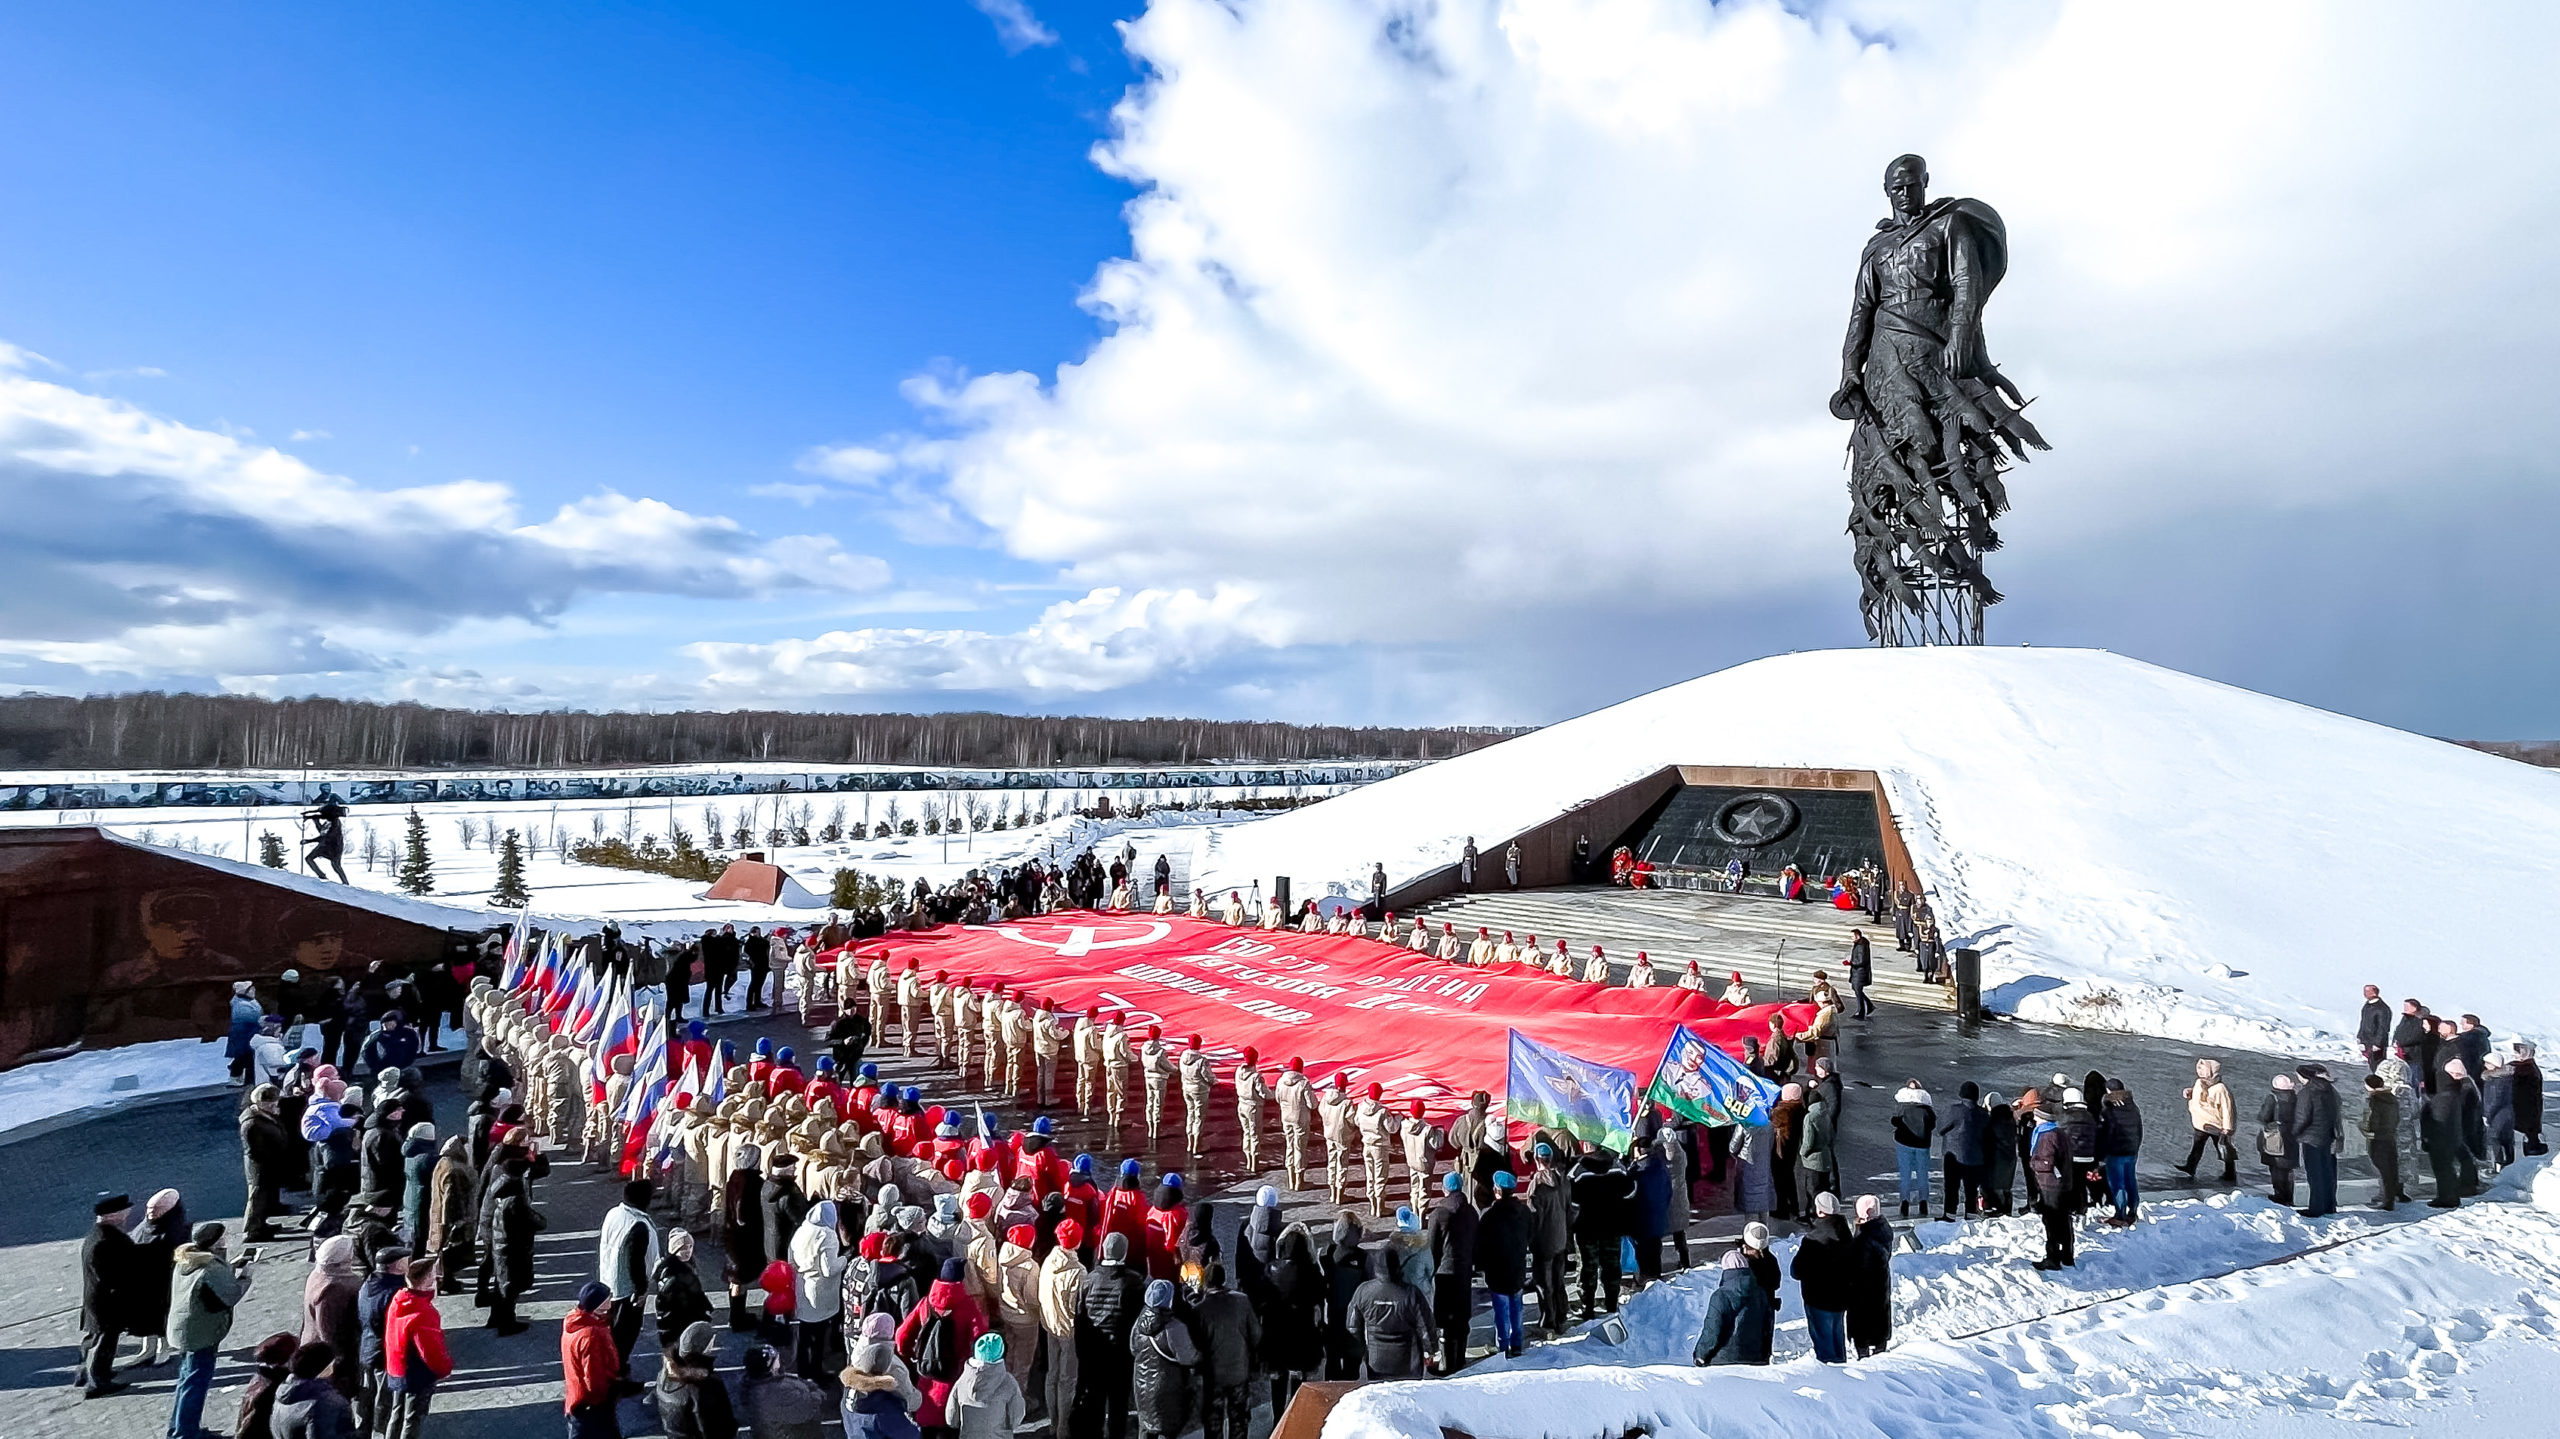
[1524, 1144, 1573, 1339]
[77, 1193, 134, 1397]
[1474, 1173, 1533, 1359]
[1940, 1082, 1989, 1218]
[743, 927, 773, 1011]
[2514, 1043, 2547, 1156]
[1788, 1194, 1857, 1364]
[2288, 1064, 2344, 1217]
[1189, 1263, 1260, 1439]
[1423, 1174, 1478, 1374]
[1844, 930, 1875, 1019]
[1076, 1231, 1147, 1439]
[2357, 986, 2392, 1073]
[240, 1085, 295, 1243]
[1345, 1248, 1433, 1379]
[2420, 1069, 2473, 1208]
[1569, 1145, 1631, 1321]
[479, 1156, 540, 1335]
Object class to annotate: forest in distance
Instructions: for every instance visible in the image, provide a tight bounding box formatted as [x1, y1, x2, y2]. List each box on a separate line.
[0, 692, 1525, 772]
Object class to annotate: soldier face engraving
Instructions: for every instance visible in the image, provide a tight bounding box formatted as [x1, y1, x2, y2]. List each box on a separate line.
[1884, 155, 1929, 220]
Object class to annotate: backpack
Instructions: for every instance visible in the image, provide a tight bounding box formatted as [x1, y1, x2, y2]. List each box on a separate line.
[914, 1309, 962, 1381]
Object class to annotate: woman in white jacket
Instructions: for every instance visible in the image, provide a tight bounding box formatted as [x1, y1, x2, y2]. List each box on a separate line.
[790, 1199, 848, 1381]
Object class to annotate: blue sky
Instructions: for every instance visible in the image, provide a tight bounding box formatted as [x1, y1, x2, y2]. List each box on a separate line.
[2, 1, 2556, 737]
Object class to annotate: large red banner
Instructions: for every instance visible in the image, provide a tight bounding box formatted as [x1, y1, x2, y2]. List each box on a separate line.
[834, 914, 1813, 1124]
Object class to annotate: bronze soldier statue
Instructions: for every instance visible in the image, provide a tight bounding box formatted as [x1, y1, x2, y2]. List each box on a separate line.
[1830, 154, 2049, 645]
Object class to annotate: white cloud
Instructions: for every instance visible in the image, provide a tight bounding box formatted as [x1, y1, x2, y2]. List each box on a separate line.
[831, 0, 2560, 704]
[0, 364, 890, 689]
[683, 584, 1284, 696]
[970, 0, 1059, 53]
[288, 428, 331, 441]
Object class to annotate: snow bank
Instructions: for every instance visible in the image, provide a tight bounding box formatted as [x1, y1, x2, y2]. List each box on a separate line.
[0, 1037, 228, 1137]
[1327, 1190, 2560, 1439]
[1197, 648, 2560, 1053]
[1480, 1191, 2398, 1373]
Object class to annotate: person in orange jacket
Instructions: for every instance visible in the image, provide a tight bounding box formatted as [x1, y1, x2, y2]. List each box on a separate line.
[382, 1258, 454, 1437]
[562, 1282, 622, 1438]
[1098, 1158, 1150, 1254]
[1141, 1172, 1188, 1282]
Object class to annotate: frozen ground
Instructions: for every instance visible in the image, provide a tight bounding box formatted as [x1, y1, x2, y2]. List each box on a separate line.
[1195, 647, 2560, 1056]
[1329, 1161, 2560, 1439]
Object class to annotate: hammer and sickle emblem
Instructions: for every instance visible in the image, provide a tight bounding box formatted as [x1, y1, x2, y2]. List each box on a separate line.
[991, 920, 1174, 958]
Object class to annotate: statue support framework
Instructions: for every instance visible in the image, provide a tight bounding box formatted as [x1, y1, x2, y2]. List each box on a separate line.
[1829, 154, 2050, 646]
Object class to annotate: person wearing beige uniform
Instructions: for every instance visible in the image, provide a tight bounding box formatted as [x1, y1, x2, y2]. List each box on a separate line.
[898, 961, 926, 1057]
[1031, 1000, 1065, 1108]
[1626, 951, 1657, 988]
[1178, 1038, 1217, 1156]
[1466, 928, 1496, 967]
[1356, 1084, 1398, 1218]
[1399, 1101, 1442, 1216]
[1582, 945, 1612, 985]
[1276, 1059, 1316, 1191]
[1101, 1015, 1134, 1129]
[1140, 1027, 1175, 1147]
[1071, 1007, 1101, 1117]
[1316, 1075, 1357, 1207]
[952, 980, 980, 1080]
[1233, 1050, 1272, 1174]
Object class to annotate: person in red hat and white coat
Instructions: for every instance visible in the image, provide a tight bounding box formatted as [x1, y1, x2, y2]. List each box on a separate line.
[1140, 1027, 1174, 1147]
[1275, 1058, 1314, 1191]
[1179, 1038, 1217, 1156]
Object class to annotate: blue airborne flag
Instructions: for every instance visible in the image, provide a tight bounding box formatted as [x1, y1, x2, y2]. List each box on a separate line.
[1505, 1031, 1638, 1151]
[1644, 1025, 1780, 1127]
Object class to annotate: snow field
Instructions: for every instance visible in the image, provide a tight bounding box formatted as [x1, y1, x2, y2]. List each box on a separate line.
[1326, 1161, 2560, 1439]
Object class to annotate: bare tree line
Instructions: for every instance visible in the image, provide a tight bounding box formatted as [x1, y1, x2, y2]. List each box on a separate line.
[0, 692, 1524, 771]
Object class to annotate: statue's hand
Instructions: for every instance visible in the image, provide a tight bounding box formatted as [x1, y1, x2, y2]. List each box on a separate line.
[1827, 380, 1861, 422]
[1941, 325, 1974, 374]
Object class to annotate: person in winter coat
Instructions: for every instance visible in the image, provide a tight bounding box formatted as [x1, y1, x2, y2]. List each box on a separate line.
[79, 1192, 137, 1397]
[1690, 1249, 1777, 1366]
[658, 1229, 716, 1352]
[425, 1137, 475, 1293]
[242, 1085, 296, 1243]
[397, 1124, 437, 1249]
[2025, 1103, 2074, 1270]
[169, 1222, 253, 1439]
[2289, 1065, 2344, 1216]
[1236, 1188, 1283, 1308]
[2422, 1060, 2480, 1206]
[1939, 1083, 1988, 1217]
[1075, 1231, 1146, 1439]
[742, 1341, 830, 1439]
[2176, 1057, 2238, 1185]
[990, 1226, 1041, 1390]
[900, 1257, 991, 1435]
[2097, 1081, 2145, 1225]
[2257, 1075, 2300, 1206]
[1036, 1219, 1089, 1433]
[1140, 1176, 1188, 1284]
[2483, 1058, 2518, 1169]
[1570, 1146, 1632, 1320]
[1260, 1224, 1327, 1411]
[124, 1188, 189, 1367]
[1728, 1121, 1777, 1228]
[480, 1153, 541, 1335]
[1524, 1144, 1575, 1338]
[1981, 1093, 2018, 1215]
[301, 1237, 365, 1403]
[1788, 1194, 1857, 1364]
[599, 1178, 663, 1378]
[1798, 1092, 1839, 1221]
[1189, 1263, 1261, 1439]
[841, 1336, 924, 1439]
[1345, 1248, 1433, 1380]
[563, 1283, 623, 1439]
[658, 1321, 740, 1439]
[2514, 1043, 2547, 1156]
[1423, 1173, 1479, 1372]
[1848, 1194, 1894, 1358]
[381, 1258, 451, 1439]
[1128, 1281, 1200, 1439]
[273, 1341, 356, 1439]
[951, 1333, 1027, 1439]
[1319, 1216, 1368, 1380]
[1474, 1171, 1534, 1359]
[789, 1199, 849, 1379]
[2360, 1075, 2403, 1210]
[1889, 1082, 1936, 1218]
[1629, 1142, 1672, 1285]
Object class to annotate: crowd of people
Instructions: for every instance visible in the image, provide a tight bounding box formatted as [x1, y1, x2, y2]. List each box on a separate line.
[75, 848, 2556, 1439]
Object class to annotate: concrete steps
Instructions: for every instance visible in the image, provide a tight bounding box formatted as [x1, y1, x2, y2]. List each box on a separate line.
[1407, 885, 1953, 1011]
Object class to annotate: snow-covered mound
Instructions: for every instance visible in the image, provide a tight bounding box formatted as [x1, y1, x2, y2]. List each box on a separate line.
[1192, 648, 2560, 1053]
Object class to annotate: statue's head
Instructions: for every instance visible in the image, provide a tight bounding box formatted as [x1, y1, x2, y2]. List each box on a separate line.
[1883, 154, 1929, 217]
